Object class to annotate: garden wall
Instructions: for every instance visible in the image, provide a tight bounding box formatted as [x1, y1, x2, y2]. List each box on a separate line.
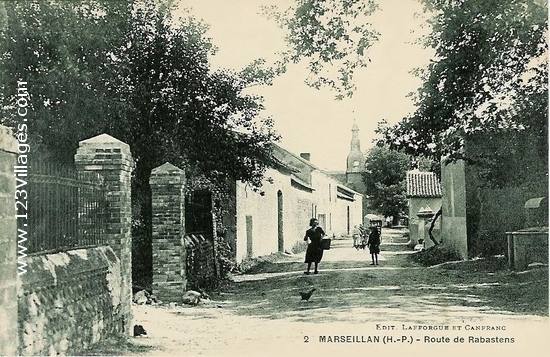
[18, 247, 124, 355]
[0, 127, 134, 356]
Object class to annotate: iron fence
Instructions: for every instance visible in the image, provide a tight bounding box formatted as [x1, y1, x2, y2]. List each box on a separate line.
[24, 161, 107, 254]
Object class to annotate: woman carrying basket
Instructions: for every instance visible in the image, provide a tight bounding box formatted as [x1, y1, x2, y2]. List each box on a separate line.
[304, 218, 325, 274]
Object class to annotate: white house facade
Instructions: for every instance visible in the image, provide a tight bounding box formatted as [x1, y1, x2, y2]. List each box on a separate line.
[228, 144, 363, 263]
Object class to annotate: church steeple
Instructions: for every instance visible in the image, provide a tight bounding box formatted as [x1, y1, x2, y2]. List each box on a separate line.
[346, 121, 365, 174]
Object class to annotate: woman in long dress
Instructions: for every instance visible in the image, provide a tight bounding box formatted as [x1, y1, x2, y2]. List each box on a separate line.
[304, 218, 325, 274]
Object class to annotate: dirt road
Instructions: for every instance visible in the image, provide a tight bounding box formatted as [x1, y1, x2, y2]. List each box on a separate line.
[89, 231, 549, 357]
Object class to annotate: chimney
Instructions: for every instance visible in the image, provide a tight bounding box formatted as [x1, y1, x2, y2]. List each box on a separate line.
[300, 153, 311, 161]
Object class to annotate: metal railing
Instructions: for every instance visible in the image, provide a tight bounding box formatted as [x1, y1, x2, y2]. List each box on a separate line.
[24, 161, 107, 254]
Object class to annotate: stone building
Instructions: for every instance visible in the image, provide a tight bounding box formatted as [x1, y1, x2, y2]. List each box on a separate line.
[222, 143, 363, 263]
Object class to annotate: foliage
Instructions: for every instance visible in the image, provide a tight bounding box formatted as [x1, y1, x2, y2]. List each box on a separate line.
[0, 0, 279, 190]
[361, 146, 412, 221]
[234, 252, 293, 274]
[0, 0, 131, 161]
[408, 244, 463, 266]
[377, 0, 548, 188]
[216, 235, 237, 279]
[1, 0, 282, 288]
[263, 0, 379, 99]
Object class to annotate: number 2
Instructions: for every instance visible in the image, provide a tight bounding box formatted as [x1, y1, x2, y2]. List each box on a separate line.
[15, 200, 27, 211]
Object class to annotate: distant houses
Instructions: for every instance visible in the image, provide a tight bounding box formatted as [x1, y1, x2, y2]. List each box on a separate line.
[222, 143, 363, 263]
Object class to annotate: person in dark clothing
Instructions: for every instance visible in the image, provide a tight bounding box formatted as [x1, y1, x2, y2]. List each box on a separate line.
[367, 225, 381, 265]
[304, 218, 325, 274]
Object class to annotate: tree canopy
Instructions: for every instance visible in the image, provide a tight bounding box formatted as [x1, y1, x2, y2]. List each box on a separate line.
[263, 0, 379, 99]
[362, 146, 412, 222]
[0, 0, 284, 285]
[0, 0, 279, 191]
[377, 0, 548, 187]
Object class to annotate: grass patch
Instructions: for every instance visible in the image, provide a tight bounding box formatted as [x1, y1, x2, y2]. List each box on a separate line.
[432, 255, 508, 272]
[235, 252, 296, 274]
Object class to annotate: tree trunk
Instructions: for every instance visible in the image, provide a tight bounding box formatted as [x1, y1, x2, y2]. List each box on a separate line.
[428, 207, 442, 245]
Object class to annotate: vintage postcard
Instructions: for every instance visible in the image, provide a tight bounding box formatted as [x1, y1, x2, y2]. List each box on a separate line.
[0, 1, 548, 356]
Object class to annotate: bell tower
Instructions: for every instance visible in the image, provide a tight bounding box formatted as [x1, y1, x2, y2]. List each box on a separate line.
[346, 122, 366, 192]
[346, 122, 365, 174]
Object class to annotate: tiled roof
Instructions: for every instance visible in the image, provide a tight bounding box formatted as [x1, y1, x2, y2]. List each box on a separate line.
[407, 171, 442, 198]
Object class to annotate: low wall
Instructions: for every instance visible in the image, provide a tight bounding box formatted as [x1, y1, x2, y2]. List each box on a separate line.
[506, 230, 549, 271]
[18, 246, 126, 356]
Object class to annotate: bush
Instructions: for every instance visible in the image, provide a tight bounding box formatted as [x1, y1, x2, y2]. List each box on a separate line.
[234, 256, 258, 274]
[409, 244, 463, 266]
[470, 229, 507, 258]
[291, 240, 308, 254]
[217, 236, 237, 278]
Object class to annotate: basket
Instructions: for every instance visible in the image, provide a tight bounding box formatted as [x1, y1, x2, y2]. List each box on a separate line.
[321, 237, 332, 250]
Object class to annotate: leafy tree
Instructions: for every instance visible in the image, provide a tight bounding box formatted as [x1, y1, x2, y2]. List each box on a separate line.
[263, 0, 379, 99]
[376, 0, 547, 257]
[377, 0, 548, 189]
[0, 0, 279, 285]
[0, 0, 131, 160]
[362, 146, 412, 224]
[0, 0, 278, 188]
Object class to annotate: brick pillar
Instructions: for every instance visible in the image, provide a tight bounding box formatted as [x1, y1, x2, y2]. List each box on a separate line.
[150, 162, 187, 302]
[0, 125, 19, 355]
[75, 133, 133, 335]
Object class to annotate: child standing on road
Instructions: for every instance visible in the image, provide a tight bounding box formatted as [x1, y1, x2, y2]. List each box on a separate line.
[367, 225, 380, 265]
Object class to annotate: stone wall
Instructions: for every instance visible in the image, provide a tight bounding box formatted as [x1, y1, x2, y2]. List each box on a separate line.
[0, 125, 19, 356]
[463, 130, 548, 257]
[0, 129, 134, 355]
[465, 169, 548, 257]
[18, 247, 123, 356]
[507, 230, 549, 270]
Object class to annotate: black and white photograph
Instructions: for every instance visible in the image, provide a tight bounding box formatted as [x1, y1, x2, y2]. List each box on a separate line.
[0, 0, 548, 356]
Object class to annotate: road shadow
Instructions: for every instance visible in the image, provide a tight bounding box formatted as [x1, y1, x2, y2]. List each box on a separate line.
[223, 253, 548, 322]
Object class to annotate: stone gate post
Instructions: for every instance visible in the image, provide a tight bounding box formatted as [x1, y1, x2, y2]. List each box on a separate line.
[0, 125, 19, 355]
[150, 162, 187, 302]
[74, 134, 134, 335]
[441, 159, 468, 259]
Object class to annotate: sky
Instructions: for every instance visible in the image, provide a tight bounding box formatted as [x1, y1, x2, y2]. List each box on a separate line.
[176, 0, 434, 171]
